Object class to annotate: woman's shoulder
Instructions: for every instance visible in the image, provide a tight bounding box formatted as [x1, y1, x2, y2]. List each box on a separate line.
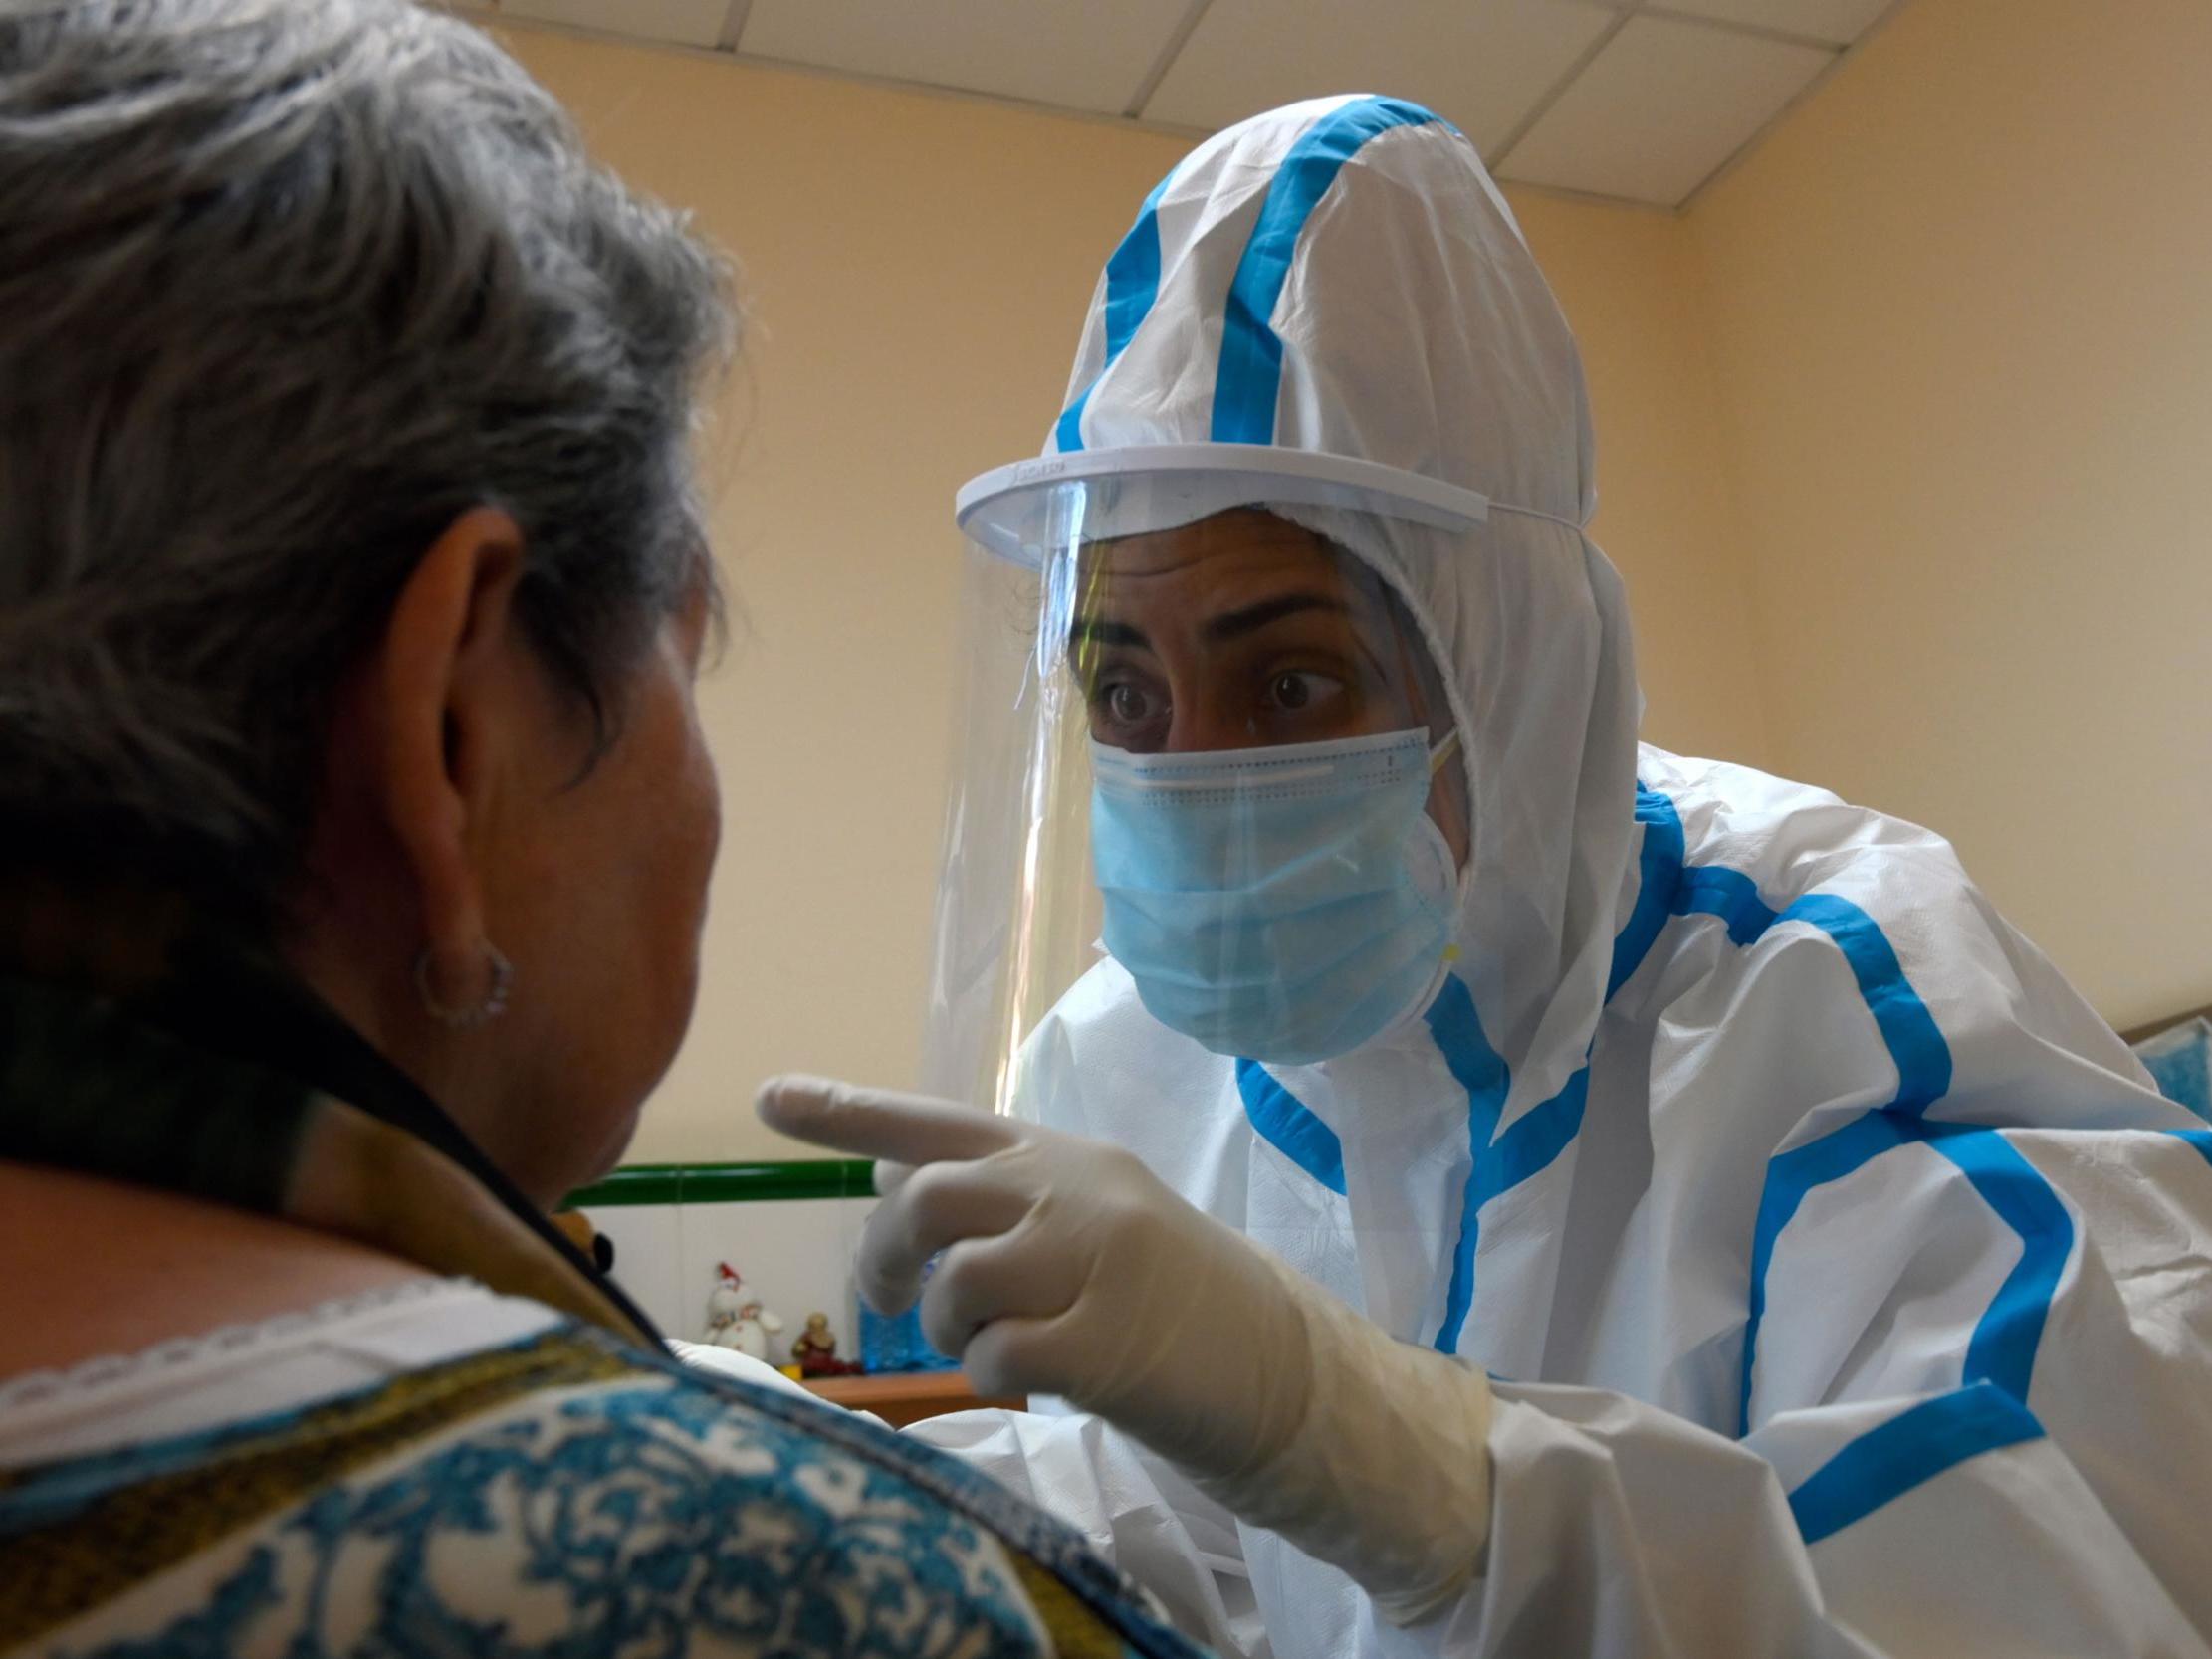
[0, 1288, 1206, 1659]
[1636, 741, 1972, 919]
[1626, 745, 2163, 1129]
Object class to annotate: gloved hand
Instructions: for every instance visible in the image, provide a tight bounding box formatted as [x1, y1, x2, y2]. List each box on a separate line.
[758, 1074, 1495, 1624]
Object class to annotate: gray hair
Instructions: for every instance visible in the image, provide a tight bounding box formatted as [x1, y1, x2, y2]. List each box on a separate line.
[0, 0, 734, 923]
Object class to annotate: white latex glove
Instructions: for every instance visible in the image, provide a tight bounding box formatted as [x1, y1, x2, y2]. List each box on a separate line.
[758, 1074, 1495, 1624]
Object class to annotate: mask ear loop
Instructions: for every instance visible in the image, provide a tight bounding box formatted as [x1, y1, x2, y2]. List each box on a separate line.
[1417, 771, 1466, 967]
[1384, 625, 1469, 974]
[1363, 559, 1464, 795]
[1384, 622, 1471, 967]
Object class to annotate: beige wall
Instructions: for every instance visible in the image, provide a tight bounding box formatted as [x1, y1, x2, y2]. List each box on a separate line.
[1686, 0, 2212, 1029]
[1512, 193, 1770, 770]
[504, 28, 1766, 1161]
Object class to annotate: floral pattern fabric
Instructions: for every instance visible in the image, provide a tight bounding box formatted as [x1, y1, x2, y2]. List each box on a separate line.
[0, 1326, 1200, 1659]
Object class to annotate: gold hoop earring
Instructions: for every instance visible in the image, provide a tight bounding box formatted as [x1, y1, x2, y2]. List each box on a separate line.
[414, 942, 514, 1029]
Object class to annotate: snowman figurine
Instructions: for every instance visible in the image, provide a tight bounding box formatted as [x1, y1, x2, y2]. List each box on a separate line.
[730, 1299, 784, 1361]
[702, 1262, 783, 1360]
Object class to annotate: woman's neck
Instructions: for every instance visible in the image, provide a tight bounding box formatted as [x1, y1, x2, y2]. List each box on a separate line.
[0, 1161, 428, 1382]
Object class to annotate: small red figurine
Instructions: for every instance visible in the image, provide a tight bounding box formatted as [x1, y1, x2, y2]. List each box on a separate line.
[791, 1311, 863, 1377]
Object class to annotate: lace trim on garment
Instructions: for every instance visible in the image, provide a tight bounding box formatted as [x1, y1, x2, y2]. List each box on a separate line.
[0, 1275, 484, 1416]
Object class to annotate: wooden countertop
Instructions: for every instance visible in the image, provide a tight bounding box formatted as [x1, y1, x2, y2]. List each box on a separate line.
[799, 1369, 1022, 1427]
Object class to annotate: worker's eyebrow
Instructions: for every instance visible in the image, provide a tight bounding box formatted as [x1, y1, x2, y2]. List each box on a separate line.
[1068, 592, 1349, 655]
[1201, 592, 1348, 643]
[1069, 616, 1152, 651]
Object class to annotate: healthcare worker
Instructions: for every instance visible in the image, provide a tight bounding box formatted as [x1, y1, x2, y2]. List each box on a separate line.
[764, 96, 2212, 1657]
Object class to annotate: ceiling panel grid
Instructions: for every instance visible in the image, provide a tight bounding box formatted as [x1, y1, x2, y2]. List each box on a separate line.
[1497, 12, 1836, 204]
[457, 0, 1906, 209]
[739, 0, 1200, 116]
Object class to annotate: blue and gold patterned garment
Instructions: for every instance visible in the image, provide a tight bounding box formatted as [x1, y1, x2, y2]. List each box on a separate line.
[0, 914, 1213, 1659]
[0, 1311, 1196, 1657]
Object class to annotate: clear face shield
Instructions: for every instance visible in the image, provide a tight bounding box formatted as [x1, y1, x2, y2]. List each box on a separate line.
[922, 451, 1480, 1116]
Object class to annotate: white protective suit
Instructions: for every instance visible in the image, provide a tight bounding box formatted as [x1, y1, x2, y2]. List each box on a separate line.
[913, 96, 2212, 1657]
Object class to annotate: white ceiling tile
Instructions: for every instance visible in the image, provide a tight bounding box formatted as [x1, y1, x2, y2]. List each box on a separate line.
[1648, 0, 1896, 48]
[503, 0, 732, 47]
[738, 0, 1198, 117]
[1497, 14, 1831, 205]
[1142, 0, 1620, 158]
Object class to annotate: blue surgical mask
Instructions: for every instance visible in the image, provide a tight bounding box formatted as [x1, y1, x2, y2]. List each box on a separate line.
[1090, 727, 1461, 1066]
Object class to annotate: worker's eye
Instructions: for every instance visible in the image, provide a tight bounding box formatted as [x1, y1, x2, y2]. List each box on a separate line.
[1089, 675, 1168, 747]
[1265, 671, 1342, 713]
[1107, 682, 1154, 725]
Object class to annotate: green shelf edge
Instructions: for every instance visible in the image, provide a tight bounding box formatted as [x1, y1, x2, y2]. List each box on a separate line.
[564, 1158, 875, 1209]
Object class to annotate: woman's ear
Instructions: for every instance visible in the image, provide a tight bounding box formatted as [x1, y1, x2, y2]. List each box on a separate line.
[362, 506, 530, 1011]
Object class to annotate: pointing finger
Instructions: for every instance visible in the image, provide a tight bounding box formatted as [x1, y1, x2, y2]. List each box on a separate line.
[756, 1075, 1021, 1166]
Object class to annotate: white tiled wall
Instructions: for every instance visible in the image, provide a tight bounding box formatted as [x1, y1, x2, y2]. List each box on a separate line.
[580, 1195, 877, 1367]
[584, 1204, 685, 1334]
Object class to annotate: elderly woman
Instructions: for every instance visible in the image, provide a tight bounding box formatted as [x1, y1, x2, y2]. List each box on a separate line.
[0, 5, 1204, 1655]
